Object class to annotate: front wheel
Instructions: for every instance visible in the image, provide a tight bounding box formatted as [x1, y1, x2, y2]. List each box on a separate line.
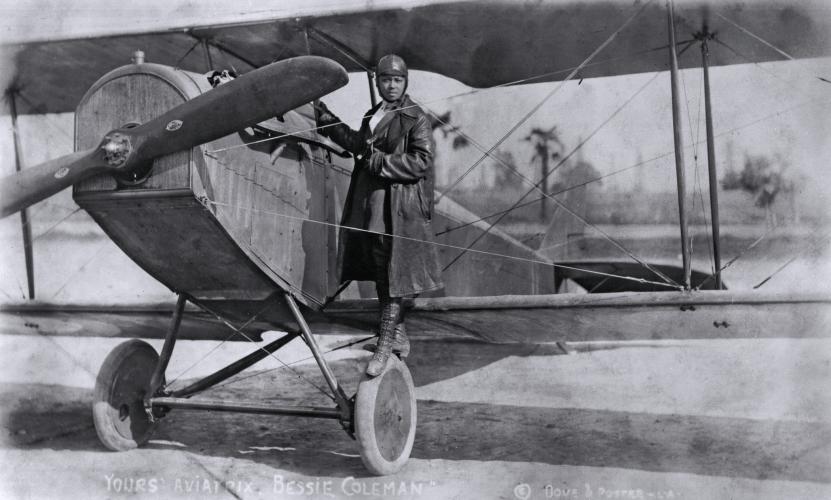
[354, 356, 417, 475]
[92, 339, 160, 451]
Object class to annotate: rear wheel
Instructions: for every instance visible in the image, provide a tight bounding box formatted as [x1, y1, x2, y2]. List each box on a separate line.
[354, 356, 417, 475]
[93, 339, 160, 450]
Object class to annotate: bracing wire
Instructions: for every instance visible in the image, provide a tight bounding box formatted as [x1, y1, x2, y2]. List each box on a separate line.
[204, 88, 831, 293]
[206, 334, 377, 394]
[713, 12, 825, 73]
[173, 39, 203, 69]
[190, 299, 337, 401]
[692, 222, 781, 290]
[205, 40, 694, 157]
[437, 70, 681, 288]
[753, 232, 831, 289]
[205, 199, 680, 290]
[164, 299, 277, 389]
[678, 44, 714, 273]
[31, 208, 82, 242]
[50, 239, 111, 299]
[435, 0, 656, 205]
[712, 38, 830, 103]
[437, 152, 676, 236]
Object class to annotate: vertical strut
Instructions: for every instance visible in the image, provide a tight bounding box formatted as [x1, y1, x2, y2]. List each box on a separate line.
[667, 0, 691, 289]
[539, 144, 549, 222]
[201, 39, 214, 71]
[149, 294, 187, 395]
[283, 293, 351, 415]
[701, 37, 723, 289]
[367, 71, 378, 107]
[8, 91, 35, 299]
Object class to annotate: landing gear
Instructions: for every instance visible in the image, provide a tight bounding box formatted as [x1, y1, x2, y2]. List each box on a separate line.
[90, 292, 418, 475]
[92, 339, 159, 450]
[355, 356, 417, 475]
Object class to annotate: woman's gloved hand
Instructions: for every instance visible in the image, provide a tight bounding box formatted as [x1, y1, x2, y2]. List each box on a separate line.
[313, 101, 338, 125]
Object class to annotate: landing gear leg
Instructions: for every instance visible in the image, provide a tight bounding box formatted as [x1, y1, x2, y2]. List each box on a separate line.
[92, 294, 186, 450]
[283, 292, 417, 475]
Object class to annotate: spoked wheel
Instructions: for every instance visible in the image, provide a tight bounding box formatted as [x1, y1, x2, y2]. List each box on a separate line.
[354, 356, 417, 475]
[93, 339, 160, 451]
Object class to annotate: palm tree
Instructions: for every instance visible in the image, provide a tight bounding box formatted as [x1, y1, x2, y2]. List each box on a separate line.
[524, 126, 563, 221]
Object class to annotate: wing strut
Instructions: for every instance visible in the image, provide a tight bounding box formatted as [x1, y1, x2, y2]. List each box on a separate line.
[366, 71, 378, 107]
[699, 34, 724, 289]
[7, 90, 35, 299]
[304, 26, 378, 106]
[201, 38, 214, 72]
[667, 0, 692, 289]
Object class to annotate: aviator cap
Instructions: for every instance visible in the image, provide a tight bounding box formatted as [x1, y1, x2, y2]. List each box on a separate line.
[376, 54, 408, 77]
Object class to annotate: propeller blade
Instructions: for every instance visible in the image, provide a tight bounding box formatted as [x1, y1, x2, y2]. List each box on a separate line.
[0, 56, 348, 219]
[130, 56, 348, 162]
[0, 148, 104, 219]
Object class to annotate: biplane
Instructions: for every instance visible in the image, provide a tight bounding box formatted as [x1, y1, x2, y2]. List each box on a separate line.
[1, 0, 829, 476]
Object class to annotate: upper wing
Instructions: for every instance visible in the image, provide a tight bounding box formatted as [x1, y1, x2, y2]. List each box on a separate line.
[3, 0, 830, 114]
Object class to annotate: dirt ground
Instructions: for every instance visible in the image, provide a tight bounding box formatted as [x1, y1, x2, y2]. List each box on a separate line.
[0, 333, 829, 500]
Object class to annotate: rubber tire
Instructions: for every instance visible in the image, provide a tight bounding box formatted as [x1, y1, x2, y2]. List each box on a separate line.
[354, 356, 417, 475]
[93, 339, 160, 451]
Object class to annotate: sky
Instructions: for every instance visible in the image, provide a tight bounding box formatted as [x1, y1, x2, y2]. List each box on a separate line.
[321, 57, 831, 201]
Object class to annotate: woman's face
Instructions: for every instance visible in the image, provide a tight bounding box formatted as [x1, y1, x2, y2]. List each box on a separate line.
[377, 75, 406, 103]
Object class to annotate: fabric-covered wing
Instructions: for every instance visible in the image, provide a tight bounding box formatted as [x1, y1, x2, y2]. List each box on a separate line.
[0, 302, 271, 341]
[2, 0, 830, 115]
[6, 290, 830, 343]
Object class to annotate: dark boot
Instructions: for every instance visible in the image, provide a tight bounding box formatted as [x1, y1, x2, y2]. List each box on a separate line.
[392, 322, 410, 359]
[366, 301, 400, 376]
[363, 322, 410, 359]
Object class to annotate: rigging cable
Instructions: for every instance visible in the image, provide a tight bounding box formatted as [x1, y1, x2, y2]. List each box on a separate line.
[173, 39, 203, 70]
[436, 70, 680, 288]
[50, 239, 111, 299]
[678, 45, 715, 274]
[164, 298, 277, 389]
[206, 0, 657, 158]
[692, 221, 781, 290]
[190, 299, 337, 401]
[204, 199, 680, 290]
[31, 208, 82, 242]
[715, 12, 797, 60]
[206, 334, 377, 393]
[202, 93, 831, 292]
[203, 45, 696, 156]
[418, 89, 831, 239]
[435, 0, 655, 205]
[753, 232, 831, 289]
[712, 38, 829, 103]
[436, 152, 674, 236]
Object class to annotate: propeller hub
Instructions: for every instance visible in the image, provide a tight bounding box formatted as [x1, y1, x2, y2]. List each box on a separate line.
[101, 132, 132, 167]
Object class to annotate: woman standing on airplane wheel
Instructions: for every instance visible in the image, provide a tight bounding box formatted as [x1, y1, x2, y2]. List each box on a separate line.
[315, 54, 444, 377]
[317, 54, 440, 475]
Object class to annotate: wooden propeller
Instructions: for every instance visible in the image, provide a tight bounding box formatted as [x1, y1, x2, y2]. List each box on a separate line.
[0, 56, 348, 219]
